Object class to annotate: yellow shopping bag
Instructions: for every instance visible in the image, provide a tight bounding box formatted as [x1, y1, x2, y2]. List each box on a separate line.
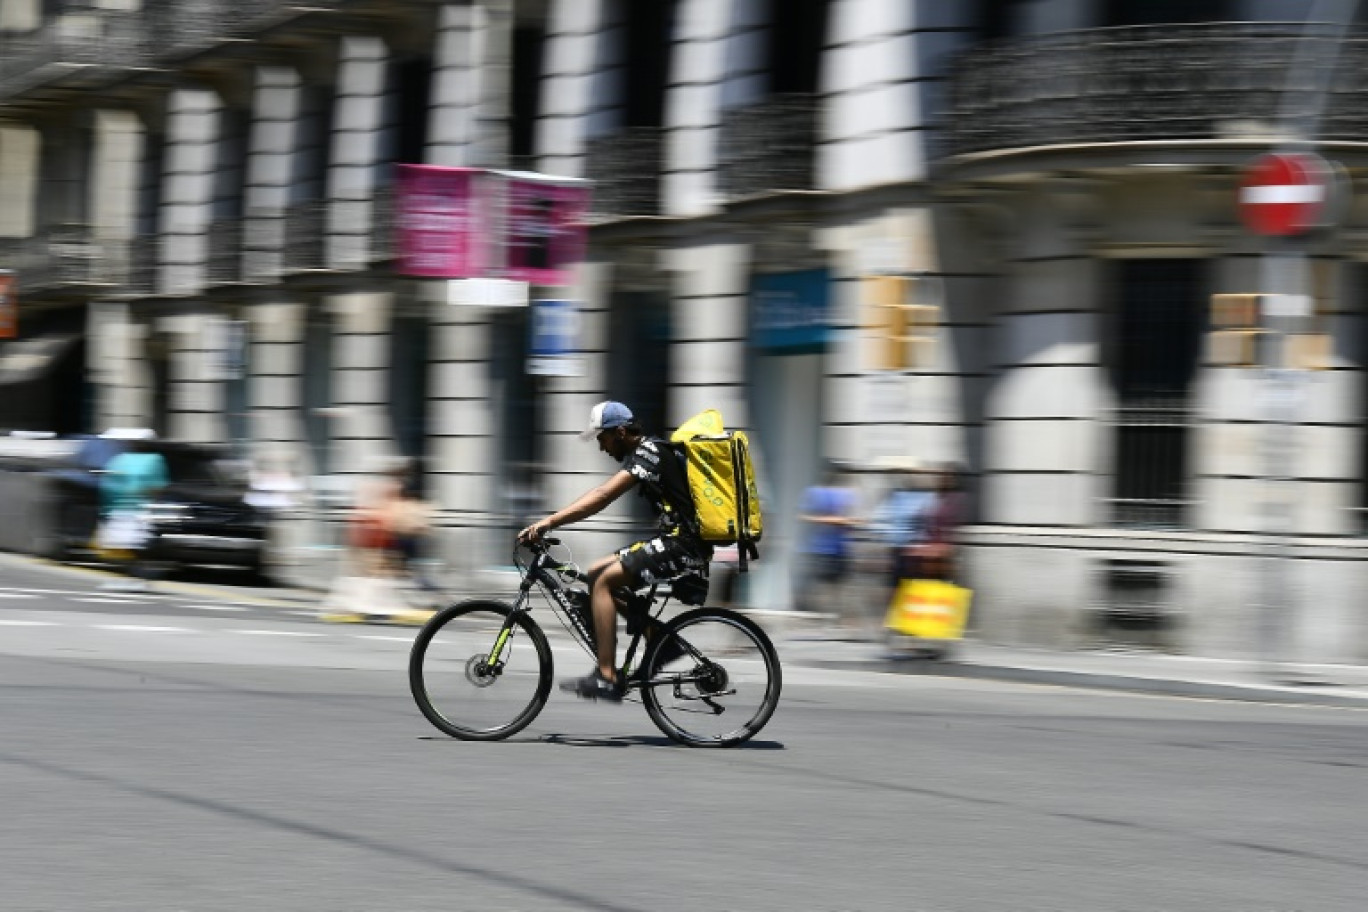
[884, 579, 972, 640]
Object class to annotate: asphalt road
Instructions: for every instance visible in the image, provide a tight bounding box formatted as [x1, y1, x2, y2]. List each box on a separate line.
[3, 556, 1367, 912]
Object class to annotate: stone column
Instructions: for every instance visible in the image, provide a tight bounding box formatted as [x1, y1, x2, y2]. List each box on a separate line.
[328, 36, 388, 268]
[243, 66, 299, 282]
[0, 122, 38, 238]
[663, 0, 732, 218]
[426, 2, 511, 168]
[247, 301, 309, 468]
[534, 0, 608, 177]
[977, 185, 1108, 644]
[161, 311, 226, 444]
[326, 291, 394, 479]
[160, 87, 219, 297]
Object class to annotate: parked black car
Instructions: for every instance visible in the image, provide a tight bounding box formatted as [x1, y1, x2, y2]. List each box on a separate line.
[0, 435, 269, 577]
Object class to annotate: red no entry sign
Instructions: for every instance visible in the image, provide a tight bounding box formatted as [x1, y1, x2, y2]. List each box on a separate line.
[1239, 152, 1330, 237]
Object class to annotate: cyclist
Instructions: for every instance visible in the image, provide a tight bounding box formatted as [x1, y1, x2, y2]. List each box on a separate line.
[517, 400, 709, 701]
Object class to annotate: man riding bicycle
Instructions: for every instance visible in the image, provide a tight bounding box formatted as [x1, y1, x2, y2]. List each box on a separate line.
[517, 400, 710, 701]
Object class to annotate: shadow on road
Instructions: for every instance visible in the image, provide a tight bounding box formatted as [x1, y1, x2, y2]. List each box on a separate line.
[417, 733, 786, 750]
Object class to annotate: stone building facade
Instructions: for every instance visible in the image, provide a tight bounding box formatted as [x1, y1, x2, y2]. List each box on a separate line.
[3, 0, 1368, 663]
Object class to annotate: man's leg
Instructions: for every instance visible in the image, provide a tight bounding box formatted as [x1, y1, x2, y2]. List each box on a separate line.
[588, 557, 633, 682]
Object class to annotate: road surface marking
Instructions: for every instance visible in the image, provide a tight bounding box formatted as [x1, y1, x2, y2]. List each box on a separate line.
[95, 624, 190, 633]
[74, 597, 146, 604]
[0, 619, 58, 626]
[0, 592, 36, 599]
[181, 604, 247, 611]
[233, 629, 325, 638]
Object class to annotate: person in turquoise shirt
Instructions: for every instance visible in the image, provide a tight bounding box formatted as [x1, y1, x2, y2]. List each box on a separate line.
[98, 439, 168, 589]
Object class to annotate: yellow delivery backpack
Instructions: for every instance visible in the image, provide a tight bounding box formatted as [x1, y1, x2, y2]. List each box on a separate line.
[670, 409, 763, 571]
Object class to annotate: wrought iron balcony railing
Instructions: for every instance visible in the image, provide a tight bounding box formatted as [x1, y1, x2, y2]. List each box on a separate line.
[242, 208, 285, 283]
[946, 22, 1368, 158]
[14, 225, 116, 294]
[586, 128, 663, 219]
[0, 10, 146, 100]
[121, 235, 159, 297]
[206, 217, 245, 286]
[282, 200, 328, 273]
[718, 93, 817, 200]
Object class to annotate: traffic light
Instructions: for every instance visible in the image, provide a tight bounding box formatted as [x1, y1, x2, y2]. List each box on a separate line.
[1206, 292, 1330, 369]
[1207, 293, 1266, 367]
[863, 275, 940, 371]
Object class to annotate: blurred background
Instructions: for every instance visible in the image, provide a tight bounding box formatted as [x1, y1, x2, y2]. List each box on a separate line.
[2, 0, 1368, 664]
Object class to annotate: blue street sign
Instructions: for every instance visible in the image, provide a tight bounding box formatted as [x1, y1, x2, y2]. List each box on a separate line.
[751, 269, 831, 352]
[528, 298, 582, 375]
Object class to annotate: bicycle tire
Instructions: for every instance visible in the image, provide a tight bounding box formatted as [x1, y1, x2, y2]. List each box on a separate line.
[409, 599, 553, 741]
[640, 607, 782, 748]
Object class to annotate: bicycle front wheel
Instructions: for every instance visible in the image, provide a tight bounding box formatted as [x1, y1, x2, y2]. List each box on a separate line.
[640, 607, 782, 747]
[409, 599, 553, 740]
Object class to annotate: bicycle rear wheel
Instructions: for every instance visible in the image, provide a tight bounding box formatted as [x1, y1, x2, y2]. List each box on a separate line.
[409, 599, 552, 740]
[639, 607, 782, 747]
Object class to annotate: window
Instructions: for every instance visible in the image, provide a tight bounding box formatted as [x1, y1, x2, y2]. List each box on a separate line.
[1109, 259, 1203, 527]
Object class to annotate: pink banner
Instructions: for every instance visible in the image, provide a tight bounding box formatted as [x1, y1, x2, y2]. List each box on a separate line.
[395, 165, 483, 278]
[502, 177, 591, 286]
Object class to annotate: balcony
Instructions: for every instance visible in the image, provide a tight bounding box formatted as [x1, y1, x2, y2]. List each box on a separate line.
[585, 128, 663, 219]
[241, 208, 284, 282]
[718, 94, 817, 201]
[13, 225, 118, 295]
[207, 218, 245, 286]
[945, 22, 1368, 158]
[0, 10, 146, 101]
[125, 236, 159, 297]
[282, 200, 328, 273]
[138, 0, 350, 65]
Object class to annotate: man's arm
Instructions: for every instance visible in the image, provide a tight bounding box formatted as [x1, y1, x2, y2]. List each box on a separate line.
[519, 470, 637, 542]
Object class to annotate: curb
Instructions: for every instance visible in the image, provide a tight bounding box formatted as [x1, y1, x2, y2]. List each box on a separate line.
[810, 657, 1368, 709]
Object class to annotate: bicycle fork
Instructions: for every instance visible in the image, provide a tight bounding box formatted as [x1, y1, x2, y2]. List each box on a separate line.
[484, 594, 533, 670]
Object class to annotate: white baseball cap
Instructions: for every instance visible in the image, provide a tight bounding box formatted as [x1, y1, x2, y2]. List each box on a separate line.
[579, 401, 634, 440]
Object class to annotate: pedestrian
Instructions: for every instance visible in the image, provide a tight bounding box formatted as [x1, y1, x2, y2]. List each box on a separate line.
[905, 464, 965, 582]
[385, 459, 439, 597]
[96, 436, 168, 591]
[796, 464, 859, 613]
[871, 467, 935, 591]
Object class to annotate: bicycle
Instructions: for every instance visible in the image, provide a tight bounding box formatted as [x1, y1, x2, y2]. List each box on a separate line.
[408, 536, 782, 747]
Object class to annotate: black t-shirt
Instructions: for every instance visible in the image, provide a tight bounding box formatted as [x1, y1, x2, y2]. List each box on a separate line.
[621, 436, 698, 536]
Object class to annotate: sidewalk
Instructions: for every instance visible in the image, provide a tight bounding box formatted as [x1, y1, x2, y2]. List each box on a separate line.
[200, 574, 1368, 709]
[780, 627, 1368, 709]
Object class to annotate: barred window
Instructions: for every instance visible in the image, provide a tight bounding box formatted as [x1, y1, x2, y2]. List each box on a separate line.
[1109, 259, 1203, 528]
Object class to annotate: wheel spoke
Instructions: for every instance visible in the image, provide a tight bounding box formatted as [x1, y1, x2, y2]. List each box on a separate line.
[641, 609, 781, 747]
[410, 602, 551, 740]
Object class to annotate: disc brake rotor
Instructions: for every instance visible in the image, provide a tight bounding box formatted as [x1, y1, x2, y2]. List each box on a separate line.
[465, 655, 498, 687]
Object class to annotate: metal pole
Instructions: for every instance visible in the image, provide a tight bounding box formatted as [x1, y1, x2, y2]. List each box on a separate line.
[1258, 0, 1358, 677]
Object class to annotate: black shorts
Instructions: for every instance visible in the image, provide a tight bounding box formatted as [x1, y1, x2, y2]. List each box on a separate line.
[616, 535, 712, 588]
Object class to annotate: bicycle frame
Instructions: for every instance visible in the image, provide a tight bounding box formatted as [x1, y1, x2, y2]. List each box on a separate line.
[491, 540, 666, 685]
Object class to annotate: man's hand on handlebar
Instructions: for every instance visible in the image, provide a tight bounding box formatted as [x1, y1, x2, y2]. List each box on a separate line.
[517, 520, 554, 545]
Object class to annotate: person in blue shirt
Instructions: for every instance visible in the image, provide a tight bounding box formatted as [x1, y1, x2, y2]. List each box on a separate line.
[98, 438, 168, 590]
[797, 466, 859, 611]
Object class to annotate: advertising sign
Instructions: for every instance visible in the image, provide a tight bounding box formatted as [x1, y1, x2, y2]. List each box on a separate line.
[527, 298, 582, 376]
[751, 269, 831, 352]
[395, 165, 486, 278]
[0, 271, 14, 339]
[502, 175, 591, 286]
